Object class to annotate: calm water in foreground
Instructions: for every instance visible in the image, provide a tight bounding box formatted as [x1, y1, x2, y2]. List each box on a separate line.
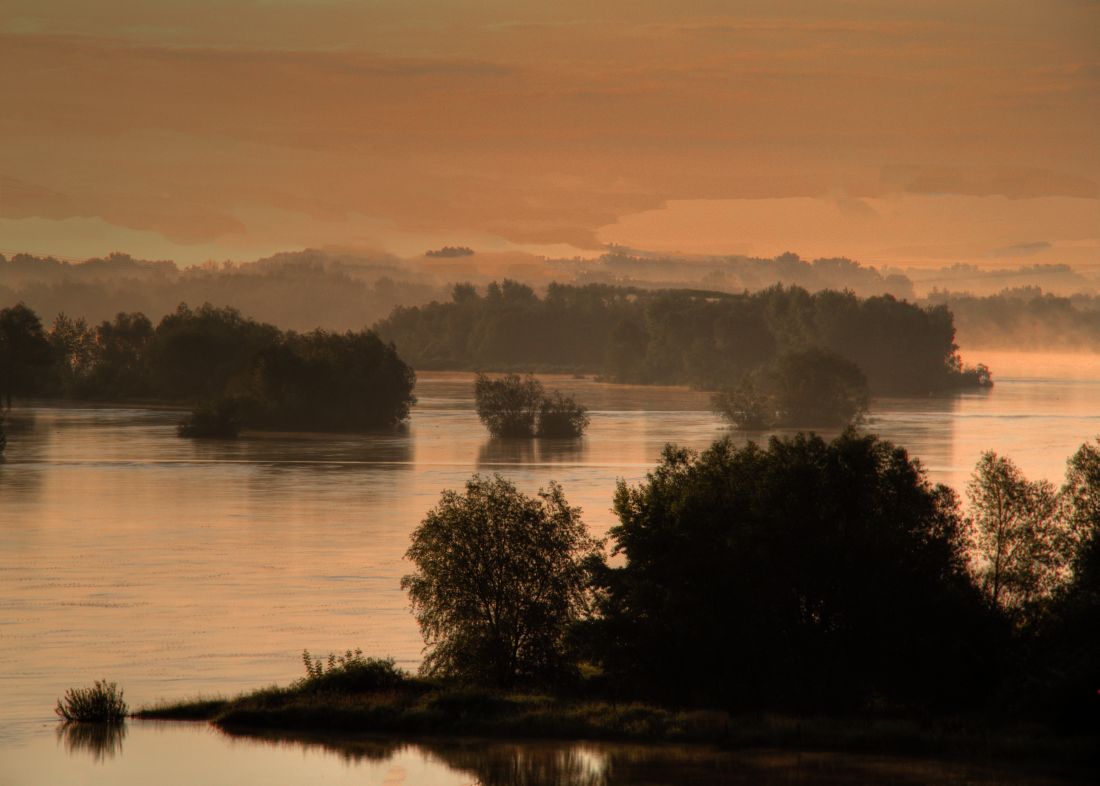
[1, 351, 1097, 784]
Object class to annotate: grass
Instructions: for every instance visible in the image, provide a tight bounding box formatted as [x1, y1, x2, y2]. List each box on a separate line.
[55, 680, 128, 723]
[129, 651, 1097, 778]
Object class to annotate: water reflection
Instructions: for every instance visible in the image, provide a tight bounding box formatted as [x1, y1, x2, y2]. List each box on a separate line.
[213, 728, 1071, 786]
[56, 722, 127, 762]
[477, 438, 590, 467]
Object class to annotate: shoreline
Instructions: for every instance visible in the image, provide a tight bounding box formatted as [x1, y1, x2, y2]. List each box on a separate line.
[132, 685, 1098, 778]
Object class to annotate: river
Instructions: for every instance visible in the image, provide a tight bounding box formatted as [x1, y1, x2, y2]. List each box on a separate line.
[1, 351, 1097, 784]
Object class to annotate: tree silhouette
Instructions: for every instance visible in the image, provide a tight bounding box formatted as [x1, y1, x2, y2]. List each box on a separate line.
[402, 475, 602, 687]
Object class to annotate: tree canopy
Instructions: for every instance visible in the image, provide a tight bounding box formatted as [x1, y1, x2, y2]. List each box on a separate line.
[402, 475, 602, 687]
[586, 431, 988, 710]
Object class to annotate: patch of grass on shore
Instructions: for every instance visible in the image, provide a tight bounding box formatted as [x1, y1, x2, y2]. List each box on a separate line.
[131, 651, 1097, 777]
[132, 682, 1099, 776]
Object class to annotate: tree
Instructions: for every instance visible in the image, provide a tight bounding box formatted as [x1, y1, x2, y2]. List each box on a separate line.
[402, 475, 602, 687]
[711, 376, 774, 429]
[474, 373, 545, 437]
[536, 392, 589, 438]
[0, 303, 54, 408]
[770, 347, 868, 427]
[587, 431, 989, 709]
[967, 451, 1069, 621]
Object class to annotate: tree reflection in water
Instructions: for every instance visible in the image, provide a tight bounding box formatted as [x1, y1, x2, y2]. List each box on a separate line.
[56, 722, 127, 763]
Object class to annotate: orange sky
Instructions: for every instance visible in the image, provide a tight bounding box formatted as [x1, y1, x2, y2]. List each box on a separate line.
[1, 1, 1097, 267]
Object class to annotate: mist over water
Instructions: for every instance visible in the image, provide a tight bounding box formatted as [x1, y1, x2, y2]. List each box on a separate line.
[1, 357, 1098, 782]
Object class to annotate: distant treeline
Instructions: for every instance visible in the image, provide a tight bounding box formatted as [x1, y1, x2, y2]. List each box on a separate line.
[376, 281, 988, 394]
[0, 250, 442, 332]
[0, 302, 415, 431]
[932, 287, 1100, 350]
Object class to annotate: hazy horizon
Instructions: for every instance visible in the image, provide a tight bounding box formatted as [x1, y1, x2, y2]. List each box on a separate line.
[2, 1, 1097, 268]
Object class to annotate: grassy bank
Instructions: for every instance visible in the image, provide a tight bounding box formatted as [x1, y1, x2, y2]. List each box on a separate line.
[134, 678, 1097, 775]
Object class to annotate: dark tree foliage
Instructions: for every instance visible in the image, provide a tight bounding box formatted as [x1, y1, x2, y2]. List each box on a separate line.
[1, 302, 416, 433]
[537, 392, 590, 438]
[177, 397, 242, 439]
[0, 303, 53, 408]
[586, 431, 993, 711]
[375, 282, 984, 394]
[245, 330, 416, 431]
[402, 475, 603, 687]
[770, 348, 869, 426]
[473, 373, 590, 438]
[148, 304, 280, 400]
[474, 373, 545, 437]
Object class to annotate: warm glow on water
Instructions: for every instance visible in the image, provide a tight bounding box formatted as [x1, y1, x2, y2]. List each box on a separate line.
[1, 363, 1097, 782]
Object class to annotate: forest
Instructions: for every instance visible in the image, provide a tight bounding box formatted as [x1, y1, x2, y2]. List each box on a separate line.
[375, 281, 990, 394]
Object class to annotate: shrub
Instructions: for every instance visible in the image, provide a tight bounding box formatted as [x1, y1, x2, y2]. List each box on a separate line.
[55, 680, 128, 723]
[711, 377, 774, 430]
[177, 397, 242, 438]
[537, 392, 590, 437]
[474, 373, 544, 437]
[474, 373, 590, 438]
[299, 648, 406, 694]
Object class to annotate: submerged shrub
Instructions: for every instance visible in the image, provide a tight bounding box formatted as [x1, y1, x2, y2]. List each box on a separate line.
[474, 373, 544, 437]
[537, 392, 590, 438]
[711, 377, 774, 430]
[177, 397, 242, 439]
[55, 680, 128, 723]
[475, 373, 590, 438]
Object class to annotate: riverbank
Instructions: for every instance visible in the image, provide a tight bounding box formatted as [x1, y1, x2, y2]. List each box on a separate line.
[135, 681, 1097, 777]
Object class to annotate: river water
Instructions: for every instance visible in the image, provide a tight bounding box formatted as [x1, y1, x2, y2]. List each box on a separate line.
[1, 351, 1097, 784]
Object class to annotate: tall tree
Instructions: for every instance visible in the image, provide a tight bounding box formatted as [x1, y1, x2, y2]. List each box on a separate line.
[402, 475, 602, 687]
[967, 451, 1069, 622]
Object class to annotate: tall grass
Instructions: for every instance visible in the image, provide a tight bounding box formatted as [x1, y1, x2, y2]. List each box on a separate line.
[55, 680, 128, 723]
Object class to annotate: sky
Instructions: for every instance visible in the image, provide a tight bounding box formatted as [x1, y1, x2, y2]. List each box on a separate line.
[1, 0, 1098, 267]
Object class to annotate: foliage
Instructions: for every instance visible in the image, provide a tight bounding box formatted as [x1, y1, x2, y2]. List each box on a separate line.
[177, 397, 243, 439]
[967, 452, 1071, 622]
[55, 680, 128, 723]
[0, 302, 54, 407]
[473, 373, 544, 437]
[402, 475, 603, 687]
[376, 281, 985, 394]
[473, 374, 590, 438]
[587, 431, 989, 710]
[299, 649, 406, 694]
[711, 377, 774, 429]
[769, 348, 869, 426]
[536, 392, 590, 438]
[244, 330, 417, 431]
[712, 349, 869, 428]
[0, 302, 417, 432]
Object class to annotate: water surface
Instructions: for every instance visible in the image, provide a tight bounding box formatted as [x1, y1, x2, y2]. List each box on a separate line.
[1, 353, 1098, 782]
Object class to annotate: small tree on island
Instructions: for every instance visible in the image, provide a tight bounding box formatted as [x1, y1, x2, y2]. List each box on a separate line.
[474, 373, 544, 437]
[402, 474, 603, 687]
[474, 373, 590, 438]
[712, 348, 868, 430]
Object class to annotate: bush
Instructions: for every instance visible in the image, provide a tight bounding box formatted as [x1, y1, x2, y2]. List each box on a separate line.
[299, 648, 406, 694]
[537, 392, 590, 437]
[177, 397, 242, 438]
[55, 680, 128, 723]
[474, 374, 590, 438]
[711, 377, 774, 430]
[474, 373, 544, 437]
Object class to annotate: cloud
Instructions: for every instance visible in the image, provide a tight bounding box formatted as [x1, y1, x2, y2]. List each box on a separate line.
[987, 241, 1053, 258]
[882, 166, 1099, 200]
